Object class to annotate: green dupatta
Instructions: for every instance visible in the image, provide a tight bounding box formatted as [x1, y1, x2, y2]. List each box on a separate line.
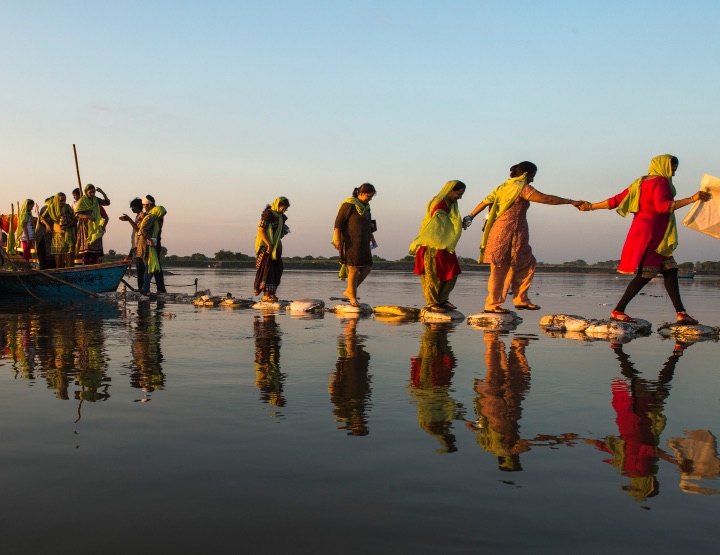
[145, 206, 167, 274]
[408, 180, 463, 255]
[254, 197, 287, 260]
[14, 199, 33, 252]
[616, 154, 678, 257]
[478, 174, 528, 263]
[75, 188, 105, 245]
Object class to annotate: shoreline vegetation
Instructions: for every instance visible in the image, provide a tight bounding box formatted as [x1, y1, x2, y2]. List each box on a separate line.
[98, 249, 720, 275]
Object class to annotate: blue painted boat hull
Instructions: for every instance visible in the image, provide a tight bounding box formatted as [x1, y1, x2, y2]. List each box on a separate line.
[0, 260, 128, 301]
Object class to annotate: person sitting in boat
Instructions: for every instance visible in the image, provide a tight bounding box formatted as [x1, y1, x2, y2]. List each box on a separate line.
[74, 184, 110, 265]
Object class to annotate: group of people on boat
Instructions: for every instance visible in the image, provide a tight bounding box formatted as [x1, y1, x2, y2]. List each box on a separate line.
[258, 154, 711, 325]
[2, 185, 168, 297]
[3, 185, 112, 268]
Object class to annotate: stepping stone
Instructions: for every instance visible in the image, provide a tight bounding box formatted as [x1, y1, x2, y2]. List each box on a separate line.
[252, 300, 291, 310]
[287, 298, 325, 312]
[420, 308, 465, 322]
[467, 310, 523, 329]
[539, 314, 600, 332]
[657, 322, 720, 339]
[373, 305, 421, 318]
[193, 295, 222, 307]
[331, 303, 373, 314]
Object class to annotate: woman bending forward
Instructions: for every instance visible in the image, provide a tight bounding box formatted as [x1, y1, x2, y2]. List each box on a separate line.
[254, 197, 290, 302]
[409, 180, 466, 312]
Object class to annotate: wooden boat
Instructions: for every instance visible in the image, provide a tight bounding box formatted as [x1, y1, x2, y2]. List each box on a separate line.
[678, 270, 696, 279]
[0, 260, 128, 300]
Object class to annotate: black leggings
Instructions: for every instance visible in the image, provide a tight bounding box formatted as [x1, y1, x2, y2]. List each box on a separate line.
[614, 267, 684, 313]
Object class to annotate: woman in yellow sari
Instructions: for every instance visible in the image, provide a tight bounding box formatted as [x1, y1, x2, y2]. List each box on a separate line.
[42, 192, 77, 268]
[254, 197, 290, 302]
[466, 162, 585, 313]
[409, 180, 466, 312]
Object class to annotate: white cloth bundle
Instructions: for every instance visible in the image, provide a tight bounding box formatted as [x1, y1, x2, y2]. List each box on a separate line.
[683, 174, 720, 239]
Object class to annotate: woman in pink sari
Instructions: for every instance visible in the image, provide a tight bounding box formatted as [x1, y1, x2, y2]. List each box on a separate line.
[581, 154, 710, 324]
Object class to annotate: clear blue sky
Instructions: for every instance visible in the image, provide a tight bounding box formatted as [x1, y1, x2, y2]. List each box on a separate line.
[2, 0, 719, 263]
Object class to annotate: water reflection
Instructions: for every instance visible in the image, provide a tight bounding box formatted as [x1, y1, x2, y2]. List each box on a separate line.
[253, 314, 286, 411]
[329, 316, 372, 436]
[128, 299, 166, 399]
[408, 324, 465, 453]
[466, 333, 532, 471]
[1, 303, 120, 412]
[589, 343, 720, 500]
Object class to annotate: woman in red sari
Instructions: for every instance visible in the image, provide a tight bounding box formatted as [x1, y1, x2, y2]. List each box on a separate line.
[581, 154, 710, 324]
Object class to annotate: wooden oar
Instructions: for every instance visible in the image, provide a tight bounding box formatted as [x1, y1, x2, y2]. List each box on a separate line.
[121, 278, 137, 292]
[30, 267, 99, 298]
[73, 144, 82, 189]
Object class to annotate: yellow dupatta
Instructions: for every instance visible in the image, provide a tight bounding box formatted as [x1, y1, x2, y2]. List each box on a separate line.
[478, 174, 528, 263]
[337, 197, 371, 280]
[75, 186, 105, 245]
[254, 197, 287, 260]
[14, 199, 33, 251]
[616, 154, 678, 257]
[408, 180, 464, 254]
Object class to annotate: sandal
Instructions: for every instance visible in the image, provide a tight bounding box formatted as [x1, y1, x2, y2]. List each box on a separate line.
[441, 301, 457, 310]
[676, 312, 698, 326]
[484, 307, 510, 314]
[515, 303, 541, 310]
[427, 305, 447, 313]
[611, 310, 636, 323]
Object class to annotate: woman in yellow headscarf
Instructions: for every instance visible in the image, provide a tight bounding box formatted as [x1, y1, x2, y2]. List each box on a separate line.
[332, 183, 377, 307]
[254, 197, 290, 302]
[409, 180, 466, 312]
[466, 162, 585, 313]
[580, 154, 711, 324]
[42, 192, 77, 268]
[15, 199, 35, 261]
[74, 184, 110, 265]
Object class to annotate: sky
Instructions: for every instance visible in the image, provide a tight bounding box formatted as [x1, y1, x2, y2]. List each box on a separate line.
[2, 0, 719, 263]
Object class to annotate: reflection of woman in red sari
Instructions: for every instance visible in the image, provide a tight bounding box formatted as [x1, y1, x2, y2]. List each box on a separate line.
[590, 344, 679, 501]
[408, 324, 465, 454]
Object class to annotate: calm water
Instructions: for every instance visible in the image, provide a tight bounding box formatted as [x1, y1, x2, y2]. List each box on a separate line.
[1, 269, 719, 553]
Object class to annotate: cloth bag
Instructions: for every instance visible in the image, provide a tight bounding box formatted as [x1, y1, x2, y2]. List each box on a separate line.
[682, 174, 720, 239]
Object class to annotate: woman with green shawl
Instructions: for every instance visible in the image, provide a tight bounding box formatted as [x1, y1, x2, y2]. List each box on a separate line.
[74, 184, 110, 265]
[465, 162, 584, 313]
[254, 197, 290, 302]
[409, 180, 466, 312]
[41, 192, 77, 268]
[15, 199, 35, 261]
[139, 205, 167, 295]
[332, 183, 377, 307]
[580, 154, 710, 324]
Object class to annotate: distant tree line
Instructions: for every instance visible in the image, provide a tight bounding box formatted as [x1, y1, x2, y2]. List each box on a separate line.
[155, 248, 720, 270]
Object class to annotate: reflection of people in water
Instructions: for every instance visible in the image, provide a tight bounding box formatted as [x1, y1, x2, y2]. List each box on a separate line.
[74, 318, 110, 402]
[589, 343, 680, 501]
[253, 314, 286, 408]
[408, 324, 464, 453]
[667, 430, 720, 495]
[329, 317, 372, 436]
[129, 299, 166, 395]
[467, 333, 531, 471]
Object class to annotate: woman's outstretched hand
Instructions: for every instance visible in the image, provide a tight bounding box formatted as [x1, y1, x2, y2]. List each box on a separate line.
[576, 201, 593, 211]
[694, 190, 712, 203]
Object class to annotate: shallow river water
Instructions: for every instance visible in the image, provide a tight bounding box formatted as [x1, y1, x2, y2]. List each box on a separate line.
[1, 269, 719, 553]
